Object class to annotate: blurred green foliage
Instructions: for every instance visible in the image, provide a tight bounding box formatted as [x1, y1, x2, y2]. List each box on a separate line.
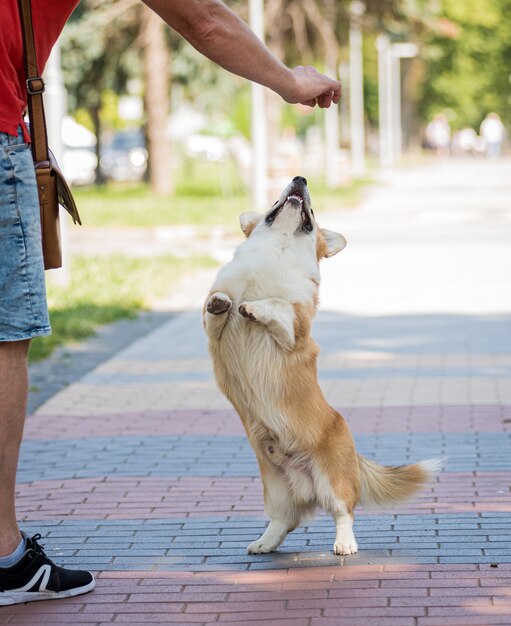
[418, 0, 511, 130]
[60, 0, 510, 169]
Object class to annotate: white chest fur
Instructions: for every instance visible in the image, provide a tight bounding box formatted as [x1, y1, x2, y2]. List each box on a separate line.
[214, 228, 319, 303]
[206, 229, 316, 441]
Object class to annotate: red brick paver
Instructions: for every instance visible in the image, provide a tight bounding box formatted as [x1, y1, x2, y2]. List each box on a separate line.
[22, 404, 511, 439]
[14, 471, 511, 520]
[4, 566, 511, 625]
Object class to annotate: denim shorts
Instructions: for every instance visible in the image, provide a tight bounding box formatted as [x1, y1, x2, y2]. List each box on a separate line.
[0, 127, 51, 342]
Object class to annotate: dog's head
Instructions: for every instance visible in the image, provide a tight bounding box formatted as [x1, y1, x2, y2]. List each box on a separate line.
[239, 176, 347, 260]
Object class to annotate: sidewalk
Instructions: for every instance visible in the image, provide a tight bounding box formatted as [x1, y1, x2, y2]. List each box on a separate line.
[3, 157, 511, 625]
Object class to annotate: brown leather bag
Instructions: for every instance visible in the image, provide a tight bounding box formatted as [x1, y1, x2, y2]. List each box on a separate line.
[18, 0, 81, 270]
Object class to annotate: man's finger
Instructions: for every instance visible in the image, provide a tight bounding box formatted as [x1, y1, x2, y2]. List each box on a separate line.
[318, 92, 333, 108]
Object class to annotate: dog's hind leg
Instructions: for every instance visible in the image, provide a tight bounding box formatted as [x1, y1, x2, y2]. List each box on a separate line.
[247, 518, 289, 555]
[247, 458, 312, 554]
[317, 478, 358, 555]
[332, 506, 358, 555]
[203, 291, 232, 340]
[239, 298, 296, 351]
[312, 450, 359, 556]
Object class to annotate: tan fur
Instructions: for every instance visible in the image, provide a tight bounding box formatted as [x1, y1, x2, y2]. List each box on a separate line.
[357, 456, 430, 507]
[242, 221, 258, 238]
[316, 229, 329, 260]
[204, 183, 440, 555]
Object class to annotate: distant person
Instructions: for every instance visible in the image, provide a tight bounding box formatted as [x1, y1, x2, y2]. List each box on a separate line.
[452, 127, 477, 157]
[0, 0, 341, 606]
[480, 113, 505, 158]
[425, 113, 451, 156]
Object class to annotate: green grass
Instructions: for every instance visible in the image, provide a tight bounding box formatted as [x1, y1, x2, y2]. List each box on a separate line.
[73, 159, 251, 228]
[73, 162, 372, 229]
[29, 254, 216, 363]
[74, 183, 251, 228]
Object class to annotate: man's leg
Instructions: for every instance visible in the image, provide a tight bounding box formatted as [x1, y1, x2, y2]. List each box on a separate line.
[0, 129, 95, 605]
[0, 340, 29, 557]
[0, 337, 95, 606]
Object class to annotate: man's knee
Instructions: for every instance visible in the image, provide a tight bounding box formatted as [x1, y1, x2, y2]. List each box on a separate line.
[0, 340, 31, 365]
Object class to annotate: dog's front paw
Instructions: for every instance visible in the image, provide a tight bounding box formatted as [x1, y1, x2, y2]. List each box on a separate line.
[239, 303, 257, 321]
[333, 539, 358, 556]
[247, 539, 276, 554]
[207, 292, 232, 315]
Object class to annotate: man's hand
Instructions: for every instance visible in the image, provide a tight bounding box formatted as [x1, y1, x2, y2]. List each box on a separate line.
[142, 0, 342, 109]
[280, 66, 342, 108]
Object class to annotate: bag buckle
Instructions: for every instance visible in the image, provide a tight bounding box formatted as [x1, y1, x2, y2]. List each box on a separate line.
[26, 77, 45, 95]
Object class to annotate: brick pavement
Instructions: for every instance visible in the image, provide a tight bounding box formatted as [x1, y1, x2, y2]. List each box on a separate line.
[2, 158, 511, 625]
[28, 312, 173, 415]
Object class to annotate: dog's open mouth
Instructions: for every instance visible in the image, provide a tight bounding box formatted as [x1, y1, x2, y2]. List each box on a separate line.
[286, 194, 303, 205]
[287, 192, 313, 232]
[265, 178, 313, 233]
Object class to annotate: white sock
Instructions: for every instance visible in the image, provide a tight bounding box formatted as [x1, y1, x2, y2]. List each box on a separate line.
[0, 536, 25, 568]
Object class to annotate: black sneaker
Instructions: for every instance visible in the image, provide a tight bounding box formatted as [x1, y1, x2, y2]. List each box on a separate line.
[0, 532, 95, 606]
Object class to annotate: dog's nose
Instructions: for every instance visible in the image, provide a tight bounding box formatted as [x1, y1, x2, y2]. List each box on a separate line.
[292, 176, 308, 186]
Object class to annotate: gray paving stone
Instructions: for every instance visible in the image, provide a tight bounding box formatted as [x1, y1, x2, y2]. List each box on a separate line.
[483, 549, 511, 555]
[439, 556, 511, 563]
[489, 536, 511, 541]
[17, 432, 511, 482]
[29, 311, 173, 414]
[19, 512, 511, 571]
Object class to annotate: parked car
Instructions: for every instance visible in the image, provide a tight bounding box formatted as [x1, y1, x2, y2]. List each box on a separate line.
[59, 116, 98, 186]
[100, 130, 148, 182]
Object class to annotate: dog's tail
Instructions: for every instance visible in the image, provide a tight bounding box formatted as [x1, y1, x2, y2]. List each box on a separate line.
[357, 455, 444, 507]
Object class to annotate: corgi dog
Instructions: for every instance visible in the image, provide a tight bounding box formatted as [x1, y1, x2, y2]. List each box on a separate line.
[203, 176, 440, 555]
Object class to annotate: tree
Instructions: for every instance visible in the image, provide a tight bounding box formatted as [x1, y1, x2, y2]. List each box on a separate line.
[61, 1, 139, 182]
[416, 0, 511, 130]
[140, 6, 172, 195]
[62, 0, 174, 193]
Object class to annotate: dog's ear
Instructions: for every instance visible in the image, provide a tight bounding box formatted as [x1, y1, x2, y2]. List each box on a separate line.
[319, 229, 347, 257]
[239, 211, 263, 237]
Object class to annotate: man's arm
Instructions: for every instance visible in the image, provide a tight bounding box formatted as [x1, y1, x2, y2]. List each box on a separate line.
[141, 0, 341, 108]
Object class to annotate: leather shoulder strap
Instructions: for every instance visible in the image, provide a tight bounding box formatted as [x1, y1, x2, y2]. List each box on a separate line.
[18, 0, 50, 164]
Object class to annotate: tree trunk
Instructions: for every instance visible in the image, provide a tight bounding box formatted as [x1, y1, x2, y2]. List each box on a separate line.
[402, 58, 421, 152]
[141, 6, 172, 195]
[91, 101, 104, 185]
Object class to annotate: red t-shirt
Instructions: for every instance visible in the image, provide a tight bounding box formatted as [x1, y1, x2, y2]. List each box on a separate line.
[0, 0, 79, 140]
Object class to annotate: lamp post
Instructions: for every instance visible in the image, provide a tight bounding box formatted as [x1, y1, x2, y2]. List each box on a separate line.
[377, 37, 418, 166]
[44, 39, 69, 285]
[390, 42, 418, 163]
[349, 0, 366, 178]
[376, 34, 391, 166]
[249, 0, 268, 211]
